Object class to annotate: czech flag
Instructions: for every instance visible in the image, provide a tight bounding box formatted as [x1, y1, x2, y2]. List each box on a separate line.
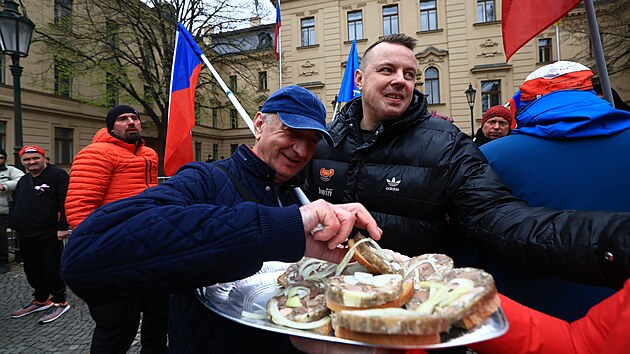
[164, 23, 203, 176]
[273, 0, 281, 61]
[502, 0, 581, 61]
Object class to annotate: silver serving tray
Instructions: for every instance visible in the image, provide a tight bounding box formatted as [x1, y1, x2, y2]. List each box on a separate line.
[196, 261, 509, 349]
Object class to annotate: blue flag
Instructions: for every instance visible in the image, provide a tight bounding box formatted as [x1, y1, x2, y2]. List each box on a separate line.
[337, 39, 360, 102]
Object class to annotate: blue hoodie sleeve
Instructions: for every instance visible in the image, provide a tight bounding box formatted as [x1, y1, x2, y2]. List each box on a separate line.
[61, 164, 305, 299]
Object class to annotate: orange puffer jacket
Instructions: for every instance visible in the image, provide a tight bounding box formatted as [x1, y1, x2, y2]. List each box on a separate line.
[65, 128, 158, 228]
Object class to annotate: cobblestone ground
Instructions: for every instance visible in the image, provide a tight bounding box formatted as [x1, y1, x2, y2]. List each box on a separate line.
[0, 262, 142, 354]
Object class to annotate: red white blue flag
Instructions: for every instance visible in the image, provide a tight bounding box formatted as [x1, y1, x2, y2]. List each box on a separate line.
[273, 0, 281, 61]
[164, 23, 203, 176]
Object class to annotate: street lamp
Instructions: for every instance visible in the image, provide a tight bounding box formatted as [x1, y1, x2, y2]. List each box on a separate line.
[0, 0, 35, 171]
[465, 83, 477, 137]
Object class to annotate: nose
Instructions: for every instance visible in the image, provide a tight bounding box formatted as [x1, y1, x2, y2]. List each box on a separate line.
[292, 139, 310, 157]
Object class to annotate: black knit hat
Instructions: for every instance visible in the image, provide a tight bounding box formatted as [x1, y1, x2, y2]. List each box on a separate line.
[106, 105, 139, 132]
[0, 149, 6, 158]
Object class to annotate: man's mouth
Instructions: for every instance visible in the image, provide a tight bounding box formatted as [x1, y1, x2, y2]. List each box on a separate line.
[384, 92, 404, 101]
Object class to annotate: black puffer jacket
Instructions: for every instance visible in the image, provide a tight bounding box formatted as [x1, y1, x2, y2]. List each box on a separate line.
[305, 90, 629, 290]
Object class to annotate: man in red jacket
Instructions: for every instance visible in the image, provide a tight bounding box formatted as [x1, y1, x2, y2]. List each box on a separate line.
[65, 105, 165, 354]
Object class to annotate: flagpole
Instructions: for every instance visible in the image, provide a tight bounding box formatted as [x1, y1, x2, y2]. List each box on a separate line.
[555, 22, 561, 60]
[278, 0, 283, 87]
[332, 101, 340, 119]
[198, 54, 314, 205]
[583, 0, 614, 106]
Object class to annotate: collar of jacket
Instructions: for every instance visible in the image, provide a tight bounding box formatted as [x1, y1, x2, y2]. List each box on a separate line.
[514, 90, 630, 139]
[231, 144, 300, 189]
[92, 127, 146, 154]
[329, 89, 430, 148]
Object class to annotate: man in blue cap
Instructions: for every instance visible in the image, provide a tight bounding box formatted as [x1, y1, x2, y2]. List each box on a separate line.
[61, 85, 382, 353]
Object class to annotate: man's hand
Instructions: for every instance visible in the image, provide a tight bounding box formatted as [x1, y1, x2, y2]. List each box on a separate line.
[57, 230, 70, 240]
[299, 200, 382, 263]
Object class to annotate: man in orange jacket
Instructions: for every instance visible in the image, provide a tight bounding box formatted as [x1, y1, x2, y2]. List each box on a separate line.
[65, 105, 165, 354]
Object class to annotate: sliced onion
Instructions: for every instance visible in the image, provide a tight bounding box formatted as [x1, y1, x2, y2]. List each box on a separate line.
[268, 298, 331, 330]
[241, 310, 267, 320]
[335, 237, 372, 276]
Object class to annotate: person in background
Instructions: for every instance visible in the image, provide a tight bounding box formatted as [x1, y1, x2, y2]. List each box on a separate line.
[9, 145, 70, 324]
[65, 105, 164, 354]
[304, 34, 629, 304]
[205, 154, 214, 163]
[0, 148, 24, 274]
[478, 61, 630, 321]
[474, 105, 513, 146]
[593, 82, 630, 111]
[61, 86, 383, 353]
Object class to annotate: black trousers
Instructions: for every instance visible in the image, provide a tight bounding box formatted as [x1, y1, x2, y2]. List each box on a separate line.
[89, 297, 169, 354]
[0, 214, 8, 265]
[19, 234, 66, 303]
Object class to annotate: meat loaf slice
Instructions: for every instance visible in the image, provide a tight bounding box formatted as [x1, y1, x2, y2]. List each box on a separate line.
[347, 233, 403, 275]
[267, 281, 332, 335]
[405, 267, 499, 330]
[404, 254, 455, 282]
[326, 272, 414, 312]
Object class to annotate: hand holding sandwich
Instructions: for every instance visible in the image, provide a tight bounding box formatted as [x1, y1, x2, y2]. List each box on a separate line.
[300, 200, 382, 263]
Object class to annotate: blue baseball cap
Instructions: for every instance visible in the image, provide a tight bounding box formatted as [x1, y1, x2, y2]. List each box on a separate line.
[260, 86, 333, 146]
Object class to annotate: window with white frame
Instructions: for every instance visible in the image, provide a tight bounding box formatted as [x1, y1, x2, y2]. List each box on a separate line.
[383, 5, 399, 35]
[420, 0, 438, 31]
[538, 38, 552, 63]
[301, 17, 316, 46]
[425, 67, 440, 104]
[477, 0, 495, 23]
[481, 80, 501, 113]
[348, 11, 363, 41]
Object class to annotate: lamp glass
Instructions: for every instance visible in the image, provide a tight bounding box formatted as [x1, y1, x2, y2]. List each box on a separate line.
[465, 84, 477, 107]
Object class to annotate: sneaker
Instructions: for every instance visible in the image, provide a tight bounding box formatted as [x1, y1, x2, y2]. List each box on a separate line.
[11, 299, 53, 318]
[38, 302, 70, 324]
[0, 264, 9, 274]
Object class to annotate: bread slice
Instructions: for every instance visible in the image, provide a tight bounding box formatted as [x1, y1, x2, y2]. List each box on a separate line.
[347, 232, 402, 275]
[326, 273, 414, 312]
[405, 267, 500, 330]
[333, 307, 449, 345]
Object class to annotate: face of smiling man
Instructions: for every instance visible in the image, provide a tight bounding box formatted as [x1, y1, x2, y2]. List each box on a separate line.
[355, 41, 417, 131]
[252, 113, 322, 184]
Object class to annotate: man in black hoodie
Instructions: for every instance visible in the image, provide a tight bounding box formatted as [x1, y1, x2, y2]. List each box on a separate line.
[9, 145, 71, 324]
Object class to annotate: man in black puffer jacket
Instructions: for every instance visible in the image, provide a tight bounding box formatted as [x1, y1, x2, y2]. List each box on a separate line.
[304, 34, 630, 293]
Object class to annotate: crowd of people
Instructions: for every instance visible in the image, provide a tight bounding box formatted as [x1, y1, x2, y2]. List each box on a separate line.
[3, 33, 629, 354]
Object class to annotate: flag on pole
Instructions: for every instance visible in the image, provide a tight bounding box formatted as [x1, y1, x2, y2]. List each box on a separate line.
[502, 0, 581, 61]
[273, 0, 282, 61]
[164, 23, 203, 176]
[337, 39, 361, 102]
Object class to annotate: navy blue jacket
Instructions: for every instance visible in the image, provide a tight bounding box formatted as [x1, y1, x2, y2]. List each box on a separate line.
[480, 90, 630, 321]
[62, 145, 305, 353]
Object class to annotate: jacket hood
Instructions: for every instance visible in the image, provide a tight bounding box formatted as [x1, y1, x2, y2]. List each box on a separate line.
[514, 90, 630, 139]
[92, 127, 145, 152]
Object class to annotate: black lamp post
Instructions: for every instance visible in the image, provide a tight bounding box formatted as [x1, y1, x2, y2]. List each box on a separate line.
[0, 0, 35, 171]
[465, 83, 477, 137]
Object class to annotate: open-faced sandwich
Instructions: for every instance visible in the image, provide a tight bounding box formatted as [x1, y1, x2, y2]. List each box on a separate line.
[267, 232, 501, 346]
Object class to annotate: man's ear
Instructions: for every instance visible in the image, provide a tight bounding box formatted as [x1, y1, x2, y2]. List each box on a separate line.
[253, 112, 264, 140]
[355, 69, 363, 90]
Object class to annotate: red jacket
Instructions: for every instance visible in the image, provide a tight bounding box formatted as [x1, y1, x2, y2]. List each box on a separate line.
[406, 279, 629, 354]
[65, 128, 158, 228]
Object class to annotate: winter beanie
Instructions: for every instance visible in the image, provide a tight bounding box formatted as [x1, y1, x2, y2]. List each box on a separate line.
[482, 105, 513, 126]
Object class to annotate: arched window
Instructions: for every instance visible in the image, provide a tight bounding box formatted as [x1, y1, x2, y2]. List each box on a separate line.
[425, 67, 440, 104]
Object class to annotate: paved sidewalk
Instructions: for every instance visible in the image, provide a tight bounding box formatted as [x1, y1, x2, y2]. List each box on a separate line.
[0, 262, 142, 354]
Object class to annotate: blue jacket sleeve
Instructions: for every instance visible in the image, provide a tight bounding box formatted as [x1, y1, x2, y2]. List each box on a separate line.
[61, 165, 306, 299]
